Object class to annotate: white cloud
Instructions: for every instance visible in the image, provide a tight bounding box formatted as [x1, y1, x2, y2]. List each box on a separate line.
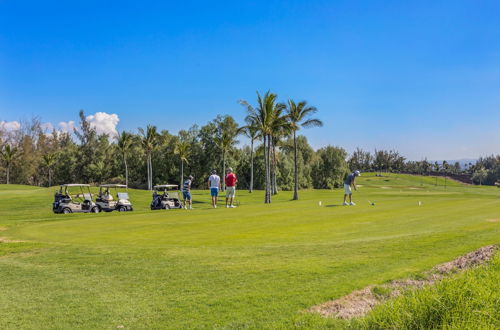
[0, 120, 21, 131]
[41, 122, 54, 132]
[58, 120, 76, 133]
[86, 112, 120, 137]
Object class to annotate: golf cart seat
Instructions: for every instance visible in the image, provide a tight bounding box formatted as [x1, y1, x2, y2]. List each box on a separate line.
[83, 193, 92, 201]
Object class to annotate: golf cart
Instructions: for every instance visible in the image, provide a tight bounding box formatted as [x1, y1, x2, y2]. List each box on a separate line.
[96, 184, 133, 212]
[53, 184, 100, 214]
[150, 185, 183, 210]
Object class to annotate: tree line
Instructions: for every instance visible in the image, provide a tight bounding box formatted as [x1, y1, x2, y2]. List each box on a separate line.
[348, 148, 500, 185]
[1, 92, 499, 202]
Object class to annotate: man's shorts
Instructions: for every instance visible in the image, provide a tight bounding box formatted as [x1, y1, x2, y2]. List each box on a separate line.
[344, 183, 352, 194]
[182, 191, 192, 200]
[226, 186, 236, 198]
[210, 187, 219, 197]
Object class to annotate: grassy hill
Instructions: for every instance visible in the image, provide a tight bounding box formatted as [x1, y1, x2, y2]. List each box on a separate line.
[0, 174, 498, 328]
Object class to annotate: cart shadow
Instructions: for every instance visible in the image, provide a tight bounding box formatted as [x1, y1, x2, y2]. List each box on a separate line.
[325, 204, 342, 207]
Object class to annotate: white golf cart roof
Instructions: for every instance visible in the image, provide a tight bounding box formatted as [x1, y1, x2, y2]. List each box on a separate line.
[60, 184, 90, 187]
[153, 184, 178, 189]
[99, 184, 127, 188]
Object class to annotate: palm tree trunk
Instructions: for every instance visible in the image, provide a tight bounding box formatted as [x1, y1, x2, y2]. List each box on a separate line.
[268, 135, 272, 202]
[293, 130, 298, 200]
[271, 137, 277, 195]
[263, 135, 269, 203]
[249, 138, 254, 193]
[150, 154, 153, 189]
[146, 154, 149, 190]
[148, 152, 152, 190]
[265, 135, 272, 203]
[180, 159, 184, 186]
[48, 168, 52, 187]
[6, 164, 10, 184]
[124, 157, 129, 188]
[222, 151, 226, 191]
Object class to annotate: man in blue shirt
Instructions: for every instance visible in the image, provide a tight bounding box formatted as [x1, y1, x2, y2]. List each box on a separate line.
[182, 175, 194, 210]
[343, 170, 360, 205]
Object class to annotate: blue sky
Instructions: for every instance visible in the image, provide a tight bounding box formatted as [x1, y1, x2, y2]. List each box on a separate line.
[1, 0, 499, 160]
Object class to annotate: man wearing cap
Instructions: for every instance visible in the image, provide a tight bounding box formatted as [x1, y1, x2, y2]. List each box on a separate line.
[182, 175, 194, 210]
[343, 170, 361, 205]
[208, 170, 221, 208]
[225, 168, 237, 208]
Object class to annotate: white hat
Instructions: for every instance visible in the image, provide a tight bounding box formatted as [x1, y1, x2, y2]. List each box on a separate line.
[354, 170, 361, 176]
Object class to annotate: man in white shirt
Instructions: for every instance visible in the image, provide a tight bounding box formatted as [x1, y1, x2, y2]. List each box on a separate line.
[208, 169, 221, 208]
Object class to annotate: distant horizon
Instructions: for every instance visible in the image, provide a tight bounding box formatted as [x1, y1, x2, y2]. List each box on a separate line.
[1, 1, 499, 160]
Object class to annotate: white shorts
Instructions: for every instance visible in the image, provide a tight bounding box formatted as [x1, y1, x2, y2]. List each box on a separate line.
[226, 186, 236, 198]
[344, 184, 352, 194]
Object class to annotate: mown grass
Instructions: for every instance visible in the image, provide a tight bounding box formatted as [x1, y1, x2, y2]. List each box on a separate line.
[0, 174, 498, 328]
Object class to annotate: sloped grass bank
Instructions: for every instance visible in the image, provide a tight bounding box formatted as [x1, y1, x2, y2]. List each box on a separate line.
[353, 252, 500, 329]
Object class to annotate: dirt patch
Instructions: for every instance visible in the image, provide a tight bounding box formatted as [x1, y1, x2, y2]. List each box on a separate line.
[0, 227, 7, 231]
[486, 218, 500, 223]
[380, 186, 391, 189]
[0, 237, 25, 243]
[309, 245, 498, 319]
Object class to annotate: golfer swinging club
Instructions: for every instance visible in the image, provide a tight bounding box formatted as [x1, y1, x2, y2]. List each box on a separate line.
[208, 170, 221, 208]
[343, 170, 361, 205]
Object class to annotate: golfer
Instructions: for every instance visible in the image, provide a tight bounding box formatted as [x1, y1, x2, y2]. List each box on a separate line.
[182, 175, 194, 210]
[225, 167, 237, 208]
[343, 170, 360, 205]
[208, 170, 221, 208]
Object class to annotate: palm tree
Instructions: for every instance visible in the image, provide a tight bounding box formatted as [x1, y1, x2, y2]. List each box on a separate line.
[286, 100, 323, 200]
[269, 122, 290, 195]
[238, 120, 259, 193]
[240, 91, 286, 203]
[42, 152, 57, 187]
[174, 140, 190, 186]
[138, 125, 159, 190]
[0, 144, 18, 184]
[117, 131, 134, 188]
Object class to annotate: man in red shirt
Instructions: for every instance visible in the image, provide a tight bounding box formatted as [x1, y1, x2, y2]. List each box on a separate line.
[225, 167, 237, 208]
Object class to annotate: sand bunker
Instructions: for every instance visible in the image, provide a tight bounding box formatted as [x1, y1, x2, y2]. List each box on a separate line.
[309, 245, 498, 319]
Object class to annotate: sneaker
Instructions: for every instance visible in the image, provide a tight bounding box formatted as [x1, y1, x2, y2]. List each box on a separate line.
[226, 205, 229, 208]
[189, 206, 193, 210]
[229, 205, 236, 208]
[214, 205, 217, 209]
[184, 206, 187, 210]
[343, 202, 349, 206]
[350, 202, 356, 206]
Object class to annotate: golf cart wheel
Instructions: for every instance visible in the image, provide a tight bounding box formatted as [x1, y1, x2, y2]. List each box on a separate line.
[62, 208, 72, 214]
[164, 205, 170, 210]
[118, 206, 126, 212]
[91, 206, 100, 213]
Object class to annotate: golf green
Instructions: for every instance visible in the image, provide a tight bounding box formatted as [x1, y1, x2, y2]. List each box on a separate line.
[0, 174, 498, 328]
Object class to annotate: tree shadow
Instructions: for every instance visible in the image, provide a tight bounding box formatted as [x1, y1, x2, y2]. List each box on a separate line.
[325, 204, 342, 207]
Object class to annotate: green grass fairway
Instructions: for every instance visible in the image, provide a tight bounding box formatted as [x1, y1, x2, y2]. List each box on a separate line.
[0, 174, 498, 328]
